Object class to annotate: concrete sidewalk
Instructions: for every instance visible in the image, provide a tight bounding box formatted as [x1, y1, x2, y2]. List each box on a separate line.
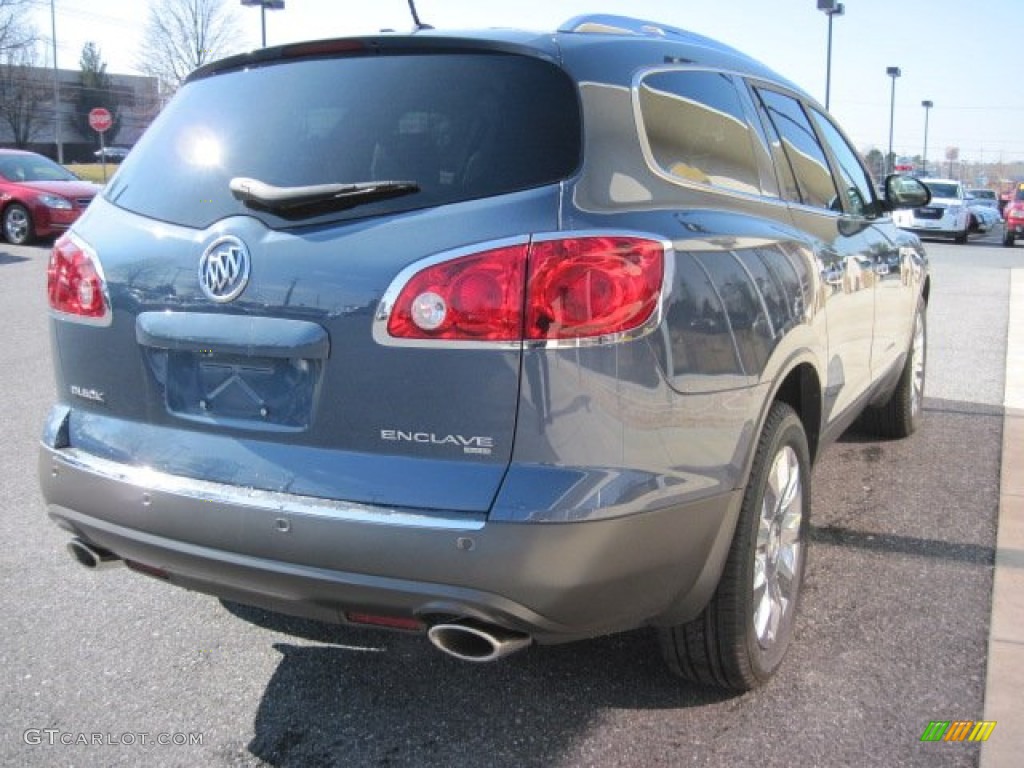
[982, 268, 1024, 767]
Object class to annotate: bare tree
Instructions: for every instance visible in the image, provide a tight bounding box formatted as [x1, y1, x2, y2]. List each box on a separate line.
[0, 0, 37, 55]
[137, 0, 241, 93]
[0, 43, 50, 147]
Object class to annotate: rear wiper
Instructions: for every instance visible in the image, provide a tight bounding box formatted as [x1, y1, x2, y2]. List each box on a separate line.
[229, 176, 419, 219]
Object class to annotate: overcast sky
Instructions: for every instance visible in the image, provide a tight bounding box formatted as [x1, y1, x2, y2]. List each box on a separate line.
[28, 0, 1024, 164]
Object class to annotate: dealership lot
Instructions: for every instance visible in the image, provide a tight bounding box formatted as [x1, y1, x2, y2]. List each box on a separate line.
[0, 234, 1017, 767]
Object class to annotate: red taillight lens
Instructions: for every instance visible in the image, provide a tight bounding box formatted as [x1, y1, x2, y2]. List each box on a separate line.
[384, 235, 665, 344]
[526, 236, 664, 340]
[387, 244, 528, 341]
[47, 234, 109, 322]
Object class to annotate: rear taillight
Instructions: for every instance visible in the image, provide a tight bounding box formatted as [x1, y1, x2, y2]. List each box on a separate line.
[526, 236, 664, 340]
[387, 243, 529, 341]
[47, 234, 110, 325]
[381, 234, 666, 346]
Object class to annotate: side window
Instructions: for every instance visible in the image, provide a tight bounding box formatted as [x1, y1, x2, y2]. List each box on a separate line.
[755, 88, 838, 211]
[638, 70, 761, 195]
[810, 109, 878, 217]
[750, 88, 801, 203]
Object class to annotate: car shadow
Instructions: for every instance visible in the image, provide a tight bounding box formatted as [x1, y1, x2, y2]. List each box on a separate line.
[222, 601, 736, 767]
[0, 251, 30, 266]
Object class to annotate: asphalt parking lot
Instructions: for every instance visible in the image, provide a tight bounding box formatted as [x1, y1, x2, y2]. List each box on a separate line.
[0, 232, 1017, 767]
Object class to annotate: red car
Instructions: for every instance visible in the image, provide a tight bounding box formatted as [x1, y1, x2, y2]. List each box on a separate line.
[1004, 183, 1024, 247]
[0, 149, 99, 245]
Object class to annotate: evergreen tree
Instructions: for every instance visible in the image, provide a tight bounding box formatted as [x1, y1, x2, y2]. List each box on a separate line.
[69, 42, 120, 146]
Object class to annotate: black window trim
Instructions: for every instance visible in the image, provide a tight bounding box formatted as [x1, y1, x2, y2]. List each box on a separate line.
[747, 78, 883, 220]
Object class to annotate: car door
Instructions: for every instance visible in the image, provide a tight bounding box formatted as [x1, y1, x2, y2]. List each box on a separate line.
[751, 86, 883, 425]
[807, 107, 913, 381]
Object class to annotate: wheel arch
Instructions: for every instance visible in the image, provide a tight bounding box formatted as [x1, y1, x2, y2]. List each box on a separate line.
[770, 362, 822, 465]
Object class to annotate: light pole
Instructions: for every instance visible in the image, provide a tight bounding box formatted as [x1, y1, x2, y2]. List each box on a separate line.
[240, 0, 285, 48]
[50, 0, 62, 163]
[921, 100, 933, 177]
[817, 1, 845, 110]
[886, 66, 901, 175]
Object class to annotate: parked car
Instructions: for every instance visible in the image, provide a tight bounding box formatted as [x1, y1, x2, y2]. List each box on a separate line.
[967, 188, 999, 212]
[968, 204, 1000, 233]
[892, 178, 971, 242]
[40, 14, 931, 691]
[1003, 183, 1024, 246]
[0, 149, 99, 245]
[93, 146, 130, 163]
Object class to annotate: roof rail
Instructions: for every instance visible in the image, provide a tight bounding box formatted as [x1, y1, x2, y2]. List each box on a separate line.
[558, 13, 757, 69]
[559, 14, 699, 41]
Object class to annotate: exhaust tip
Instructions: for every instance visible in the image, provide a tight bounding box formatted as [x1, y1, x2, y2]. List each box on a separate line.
[427, 620, 531, 663]
[67, 538, 121, 570]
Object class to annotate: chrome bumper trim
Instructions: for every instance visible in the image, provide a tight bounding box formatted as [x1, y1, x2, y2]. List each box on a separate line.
[46, 446, 486, 531]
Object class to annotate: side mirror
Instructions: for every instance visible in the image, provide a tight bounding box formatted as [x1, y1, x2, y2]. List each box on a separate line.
[882, 174, 931, 211]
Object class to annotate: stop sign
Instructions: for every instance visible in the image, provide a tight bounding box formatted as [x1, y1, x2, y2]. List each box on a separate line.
[88, 107, 112, 133]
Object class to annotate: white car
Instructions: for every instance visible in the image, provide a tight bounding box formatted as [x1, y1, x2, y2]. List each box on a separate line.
[893, 178, 971, 243]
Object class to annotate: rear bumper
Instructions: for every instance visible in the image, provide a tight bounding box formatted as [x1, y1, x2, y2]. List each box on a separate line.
[899, 224, 964, 238]
[40, 445, 742, 643]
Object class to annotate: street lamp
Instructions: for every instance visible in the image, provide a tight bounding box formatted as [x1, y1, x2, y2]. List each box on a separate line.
[817, 1, 845, 110]
[921, 100, 933, 177]
[240, 0, 285, 48]
[886, 66, 901, 175]
[50, 0, 62, 163]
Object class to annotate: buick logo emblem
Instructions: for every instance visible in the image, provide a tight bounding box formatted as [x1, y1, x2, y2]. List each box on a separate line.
[199, 236, 250, 302]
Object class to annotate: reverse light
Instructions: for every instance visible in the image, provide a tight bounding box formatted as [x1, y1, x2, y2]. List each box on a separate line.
[47, 233, 111, 325]
[382, 234, 666, 346]
[387, 243, 528, 341]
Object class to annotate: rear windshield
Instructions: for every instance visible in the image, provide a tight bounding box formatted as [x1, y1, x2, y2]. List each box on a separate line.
[923, 181, 961, 199]
[106, 51, 581, 229]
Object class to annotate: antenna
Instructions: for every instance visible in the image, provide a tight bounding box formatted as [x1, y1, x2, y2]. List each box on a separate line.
[407, 0, 432, 30]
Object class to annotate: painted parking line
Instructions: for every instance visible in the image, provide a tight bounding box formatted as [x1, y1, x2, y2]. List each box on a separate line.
[982, 268, 1024, 767]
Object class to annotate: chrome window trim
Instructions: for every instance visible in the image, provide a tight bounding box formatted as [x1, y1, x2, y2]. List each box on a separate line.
[628, 65, 768, 204]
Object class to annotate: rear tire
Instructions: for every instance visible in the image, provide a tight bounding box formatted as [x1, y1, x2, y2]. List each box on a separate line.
[658, 402, 810, 691]
[858, 296, 926, 439]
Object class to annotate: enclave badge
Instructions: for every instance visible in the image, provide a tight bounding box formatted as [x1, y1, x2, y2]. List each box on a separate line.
[199, 236, 250, 302]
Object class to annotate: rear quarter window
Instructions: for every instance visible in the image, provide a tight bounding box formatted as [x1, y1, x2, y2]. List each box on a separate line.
[105, 52, 581, 230]
[637, 70, 762, 195]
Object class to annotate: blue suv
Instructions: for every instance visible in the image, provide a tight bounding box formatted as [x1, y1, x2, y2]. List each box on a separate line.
[41, 15, 931, 690]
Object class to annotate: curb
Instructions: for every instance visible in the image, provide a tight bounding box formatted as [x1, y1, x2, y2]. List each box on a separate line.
[981, 267, 1024, 766]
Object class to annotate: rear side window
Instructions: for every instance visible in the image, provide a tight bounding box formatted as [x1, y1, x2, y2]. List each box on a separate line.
[637, 70, 761, 195]
[106, 52, 581, 229]
[755, 88, 838, 211]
